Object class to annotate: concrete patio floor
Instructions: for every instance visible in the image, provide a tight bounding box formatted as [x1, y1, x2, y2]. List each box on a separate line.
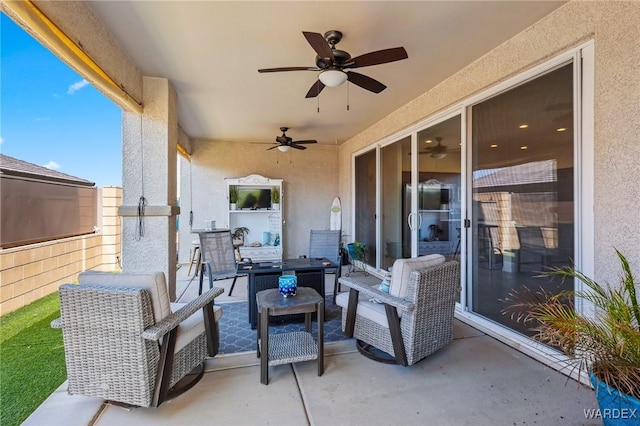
[24, 266, 600, 426]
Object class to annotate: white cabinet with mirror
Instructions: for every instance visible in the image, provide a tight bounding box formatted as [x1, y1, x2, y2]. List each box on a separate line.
[226, 174, 283, 262]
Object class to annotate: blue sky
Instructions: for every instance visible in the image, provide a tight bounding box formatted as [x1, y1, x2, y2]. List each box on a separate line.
[1, 13, 122, 187]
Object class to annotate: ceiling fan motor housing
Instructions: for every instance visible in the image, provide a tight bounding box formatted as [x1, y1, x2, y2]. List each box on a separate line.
[315, 30, 351, 69]
[316, 49, 351, 69]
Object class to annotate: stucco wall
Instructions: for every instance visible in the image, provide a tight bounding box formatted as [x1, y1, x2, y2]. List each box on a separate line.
[337, 1, 640, 280]
[179, 140, 339, 262]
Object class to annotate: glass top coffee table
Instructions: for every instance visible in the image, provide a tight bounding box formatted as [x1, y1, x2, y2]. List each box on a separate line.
[256, 287, 324, 385]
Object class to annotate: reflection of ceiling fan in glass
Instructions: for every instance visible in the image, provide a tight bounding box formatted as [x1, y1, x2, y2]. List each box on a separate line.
[418, 137, 460, 159]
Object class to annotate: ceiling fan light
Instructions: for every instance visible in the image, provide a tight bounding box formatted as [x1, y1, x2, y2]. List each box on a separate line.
[277, 145, 291, 152]
[431, 152, 447, 160]
[318, 69, 348, 87]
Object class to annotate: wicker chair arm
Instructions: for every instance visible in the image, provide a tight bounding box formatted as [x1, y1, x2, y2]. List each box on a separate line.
[142, 286, 223, 341]
[338, 277, 414, 313]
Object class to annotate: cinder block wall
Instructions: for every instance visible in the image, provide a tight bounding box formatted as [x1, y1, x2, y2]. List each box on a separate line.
[0, 187, 123, 315]
[100, 186, 122, 268]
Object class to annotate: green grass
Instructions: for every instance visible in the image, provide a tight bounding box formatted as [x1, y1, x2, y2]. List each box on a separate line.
[0, 293, 67, 426]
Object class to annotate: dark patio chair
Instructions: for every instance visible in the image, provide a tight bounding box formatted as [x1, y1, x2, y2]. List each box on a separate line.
[516, 226, 556, 272]
[198, 230, 247, 296]
[308, 229, 342, 304]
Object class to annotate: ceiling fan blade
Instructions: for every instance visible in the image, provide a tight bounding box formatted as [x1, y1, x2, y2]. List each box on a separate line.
[347, 71, 387, 94]
[258, 67, 318, 73]
[292, 140, 317, 144]
[290, 143, 307, 150]
[302, 31, 335, 63]
[305, 80, 326, 98]
[266, 145, 280, 151]
[346, 47, 408, 68]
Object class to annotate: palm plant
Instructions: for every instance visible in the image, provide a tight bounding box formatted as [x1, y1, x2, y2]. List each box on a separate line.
[504, 249, 640, 400]
[232, 227, 249, 243]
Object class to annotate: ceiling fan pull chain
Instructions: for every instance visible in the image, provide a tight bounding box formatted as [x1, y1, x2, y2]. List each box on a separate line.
[317, 86, 320, 113]
[347, 82, 350, 111]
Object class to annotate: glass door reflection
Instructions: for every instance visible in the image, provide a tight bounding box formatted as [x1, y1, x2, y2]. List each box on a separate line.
[469, 63, 575, 336]
[415, 115, 462, 263]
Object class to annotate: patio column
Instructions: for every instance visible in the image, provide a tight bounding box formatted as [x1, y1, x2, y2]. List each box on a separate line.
[120, 77, 179, 300]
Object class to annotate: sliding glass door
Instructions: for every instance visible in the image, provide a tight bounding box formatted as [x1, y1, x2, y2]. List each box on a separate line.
[354, 150, 376, 269]
[469, 63, 575, 334]
[381, 136, 411, 270]
[351, 46, 590, 356]
[354, 115, 462, 272]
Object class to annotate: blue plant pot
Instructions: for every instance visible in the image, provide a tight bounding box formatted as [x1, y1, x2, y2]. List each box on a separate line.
[278, 275, 297, 298]
[589, 371, 640, 425]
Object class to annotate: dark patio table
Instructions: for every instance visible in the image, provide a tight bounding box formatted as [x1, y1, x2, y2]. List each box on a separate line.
[239, 257, 337, 329]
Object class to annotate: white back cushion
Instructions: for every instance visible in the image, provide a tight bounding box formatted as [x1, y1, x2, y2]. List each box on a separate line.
[79, 271, 171, 324]
[389, 254, 445, 299]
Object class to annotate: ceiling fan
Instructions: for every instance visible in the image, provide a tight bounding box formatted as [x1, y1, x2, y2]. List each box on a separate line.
[418, 137, 460, 159]
[262, 127, 317, 152]
[258, 30, 408, 98]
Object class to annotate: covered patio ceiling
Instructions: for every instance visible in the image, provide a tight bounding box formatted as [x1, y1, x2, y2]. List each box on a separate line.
[86, 1, 566, 146]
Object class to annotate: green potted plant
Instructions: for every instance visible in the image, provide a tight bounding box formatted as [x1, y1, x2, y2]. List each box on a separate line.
[271, 186, 280, 211]
[229, 186, 238, 210]
[345, 241, 368, 276]
[504, 249, 639, 424]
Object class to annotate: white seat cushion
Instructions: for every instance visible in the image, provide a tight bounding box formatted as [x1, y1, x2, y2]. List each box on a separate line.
[335, 290, 402, 328]
[389, 254, 445, 299]
[170, 302, 222, 351]
[79, 271, 171, 324]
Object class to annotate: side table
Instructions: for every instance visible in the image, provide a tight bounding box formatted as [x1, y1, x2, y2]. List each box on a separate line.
[256, 287, 324, 385]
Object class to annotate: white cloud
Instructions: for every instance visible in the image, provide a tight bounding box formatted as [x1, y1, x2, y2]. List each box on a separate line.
[35, 117, 51, 121]
[67, 79, 89, 94]
[43, 161, 61, 170]
[0, 136, 4, 144]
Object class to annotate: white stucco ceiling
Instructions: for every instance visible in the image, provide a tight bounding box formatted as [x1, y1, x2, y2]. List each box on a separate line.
[87, 1, 566, 147]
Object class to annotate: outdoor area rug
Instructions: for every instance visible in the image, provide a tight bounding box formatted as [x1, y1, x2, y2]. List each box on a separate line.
[217, 295, 350, 354]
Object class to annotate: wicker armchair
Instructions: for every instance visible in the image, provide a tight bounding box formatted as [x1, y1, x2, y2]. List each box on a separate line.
[336, 255, 460, 366]
[51, 271, 223, 407]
